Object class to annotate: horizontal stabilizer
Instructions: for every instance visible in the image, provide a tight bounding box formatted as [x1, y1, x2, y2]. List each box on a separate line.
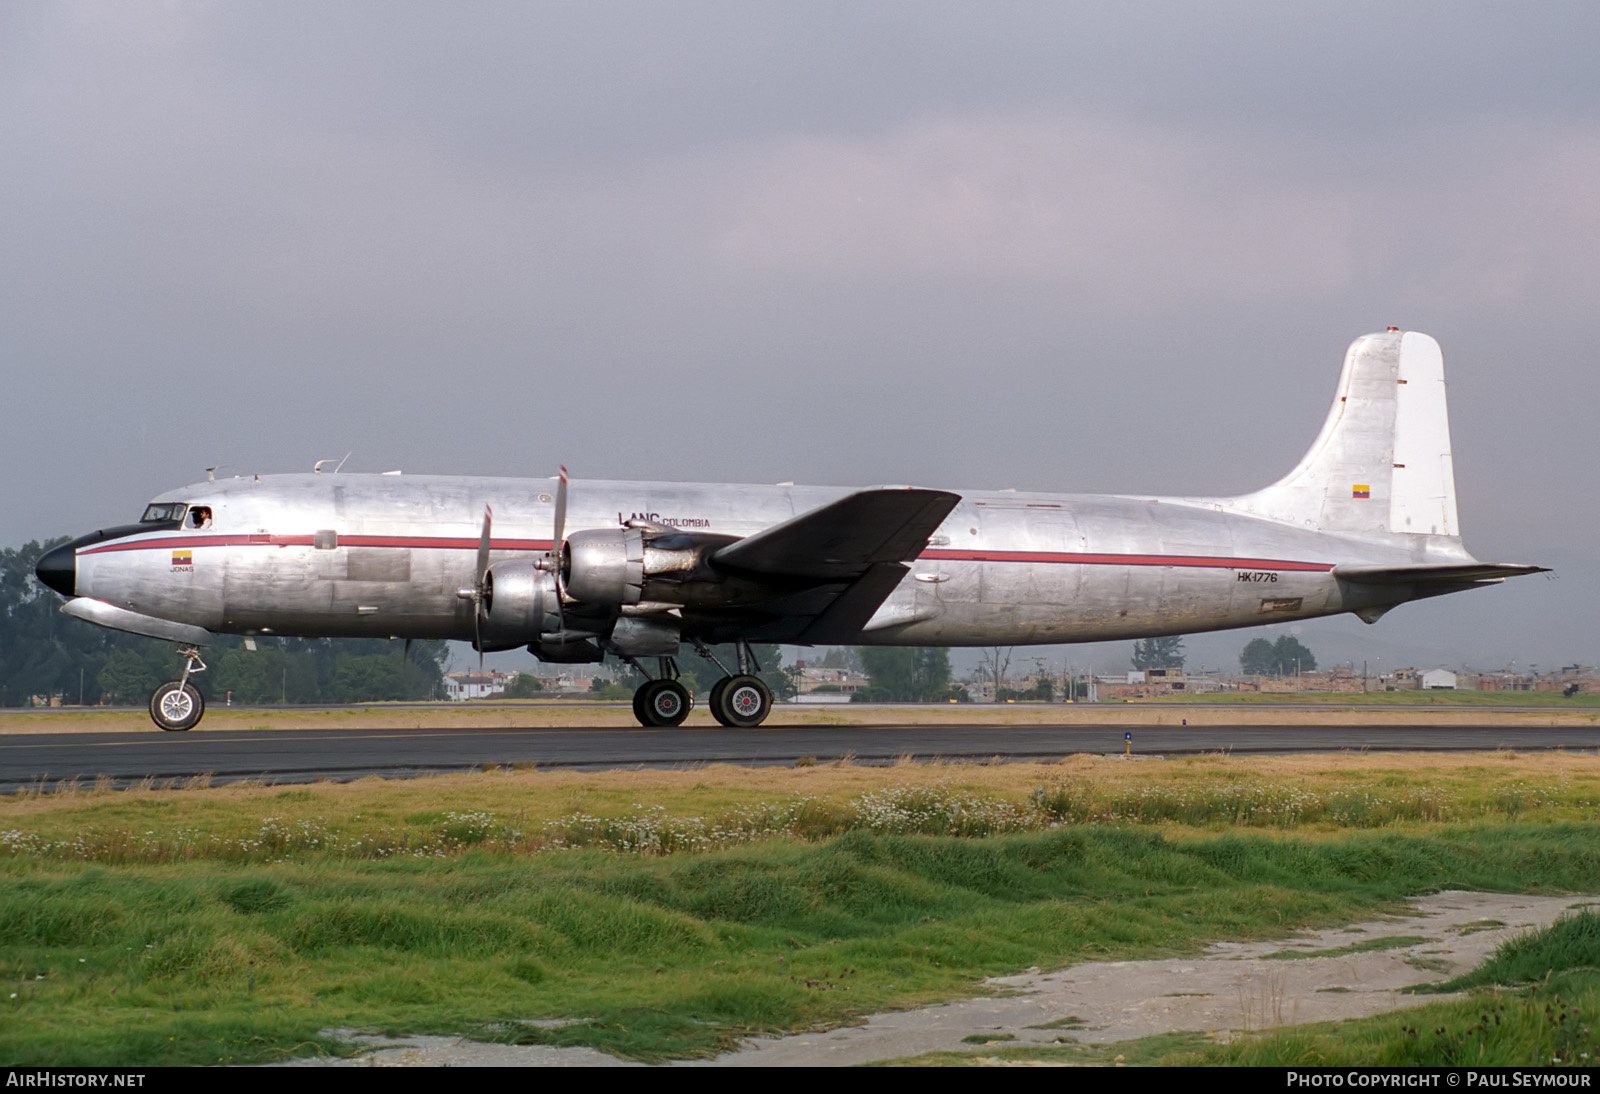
[713, 488, 960, 580]
[1333, 562, 1549, 586]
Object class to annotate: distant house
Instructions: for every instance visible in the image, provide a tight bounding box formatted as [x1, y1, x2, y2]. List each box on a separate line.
[443, 671, 508, 701]
[796, 666, 868, 698]
[1420, 668, 1458, 690]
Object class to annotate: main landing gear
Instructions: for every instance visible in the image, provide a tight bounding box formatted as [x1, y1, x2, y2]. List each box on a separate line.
[632, 666, 692, 728]
[149, 646, 207, 732]
[707, 673, 772, 729]
[623, 642, 775, 729]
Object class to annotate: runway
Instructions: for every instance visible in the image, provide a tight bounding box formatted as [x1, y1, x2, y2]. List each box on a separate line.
[4, 722, 1598, 792]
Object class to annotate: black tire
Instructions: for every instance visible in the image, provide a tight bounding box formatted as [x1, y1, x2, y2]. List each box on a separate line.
[631, 684, 651, 725]
[635, 679, 691, 727]
[149, 681, 204, 731]
[708, 677, 732, 726]
[712, 674, 771, 728]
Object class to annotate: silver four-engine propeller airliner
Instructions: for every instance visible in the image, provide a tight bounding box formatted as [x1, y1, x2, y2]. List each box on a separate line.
[36, 330, 1545, 731]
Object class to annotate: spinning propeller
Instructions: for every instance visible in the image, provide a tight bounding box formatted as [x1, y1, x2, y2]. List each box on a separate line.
[458, 469, 572, 666]
[456, 504, 494, 668]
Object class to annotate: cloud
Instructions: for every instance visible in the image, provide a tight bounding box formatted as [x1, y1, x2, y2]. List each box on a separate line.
[712, 112, 1600, 314]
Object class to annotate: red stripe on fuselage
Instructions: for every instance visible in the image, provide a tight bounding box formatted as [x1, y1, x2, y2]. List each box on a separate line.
[78, 534, 558, 555]
[78, 535, 1332, 572]
[918, 549, 1333, 571]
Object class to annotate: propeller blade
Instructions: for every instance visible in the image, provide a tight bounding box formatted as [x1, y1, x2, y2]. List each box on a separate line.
[473, 505, 492, 668]
[475, 505, 493, 590]
[553, 466, 568, 546]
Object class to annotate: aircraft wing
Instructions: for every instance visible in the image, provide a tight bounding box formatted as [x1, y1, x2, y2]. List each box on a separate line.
[692, 488, 960, 644]
[1332, 562, 1549, 586]
[712, 488, 961, 580]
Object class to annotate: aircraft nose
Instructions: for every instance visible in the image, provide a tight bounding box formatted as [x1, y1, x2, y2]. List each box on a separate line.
[35, 542, 76, 598]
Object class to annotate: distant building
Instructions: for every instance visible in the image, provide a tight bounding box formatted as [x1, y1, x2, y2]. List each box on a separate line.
[1420, 668, 1458, 690]
[443, 671, 508, 701]
[1092, 667, 1231, 699]
[796, 666, 868, 699]
[1474, 671, 1534, 692]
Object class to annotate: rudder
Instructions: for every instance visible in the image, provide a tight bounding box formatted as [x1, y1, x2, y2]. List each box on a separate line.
[1230, 330, 1460, 539]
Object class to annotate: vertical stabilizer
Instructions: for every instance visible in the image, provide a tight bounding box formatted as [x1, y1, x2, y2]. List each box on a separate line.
[1231, 330, 1460, 539]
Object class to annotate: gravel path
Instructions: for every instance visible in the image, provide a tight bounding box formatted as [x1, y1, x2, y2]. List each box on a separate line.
[284, 890, 1597, 1067]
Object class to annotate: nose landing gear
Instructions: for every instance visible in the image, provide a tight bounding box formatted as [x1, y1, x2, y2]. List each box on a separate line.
[149, 646, 207, 731]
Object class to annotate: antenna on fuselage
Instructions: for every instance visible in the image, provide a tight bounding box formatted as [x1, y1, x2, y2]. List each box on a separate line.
[312, 453, 352, 474]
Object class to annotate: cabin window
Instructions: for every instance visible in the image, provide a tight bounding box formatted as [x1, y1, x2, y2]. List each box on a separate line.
[140, 503, 187, 523]
[313, 529, 339, 550]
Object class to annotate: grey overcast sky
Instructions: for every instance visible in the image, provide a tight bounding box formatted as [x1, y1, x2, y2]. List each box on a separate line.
[2, 1, 1593, 674]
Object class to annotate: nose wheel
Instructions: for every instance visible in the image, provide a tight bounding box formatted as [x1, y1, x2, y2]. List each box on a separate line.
[150, 681, 204, 731]
[149, 646, 207, 731]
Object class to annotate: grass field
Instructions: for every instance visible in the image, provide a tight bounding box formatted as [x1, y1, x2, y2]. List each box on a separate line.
[3, 752, 1599, 1066]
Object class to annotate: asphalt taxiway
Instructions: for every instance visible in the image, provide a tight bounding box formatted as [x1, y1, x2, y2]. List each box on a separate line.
[4, 722, 1599, 792]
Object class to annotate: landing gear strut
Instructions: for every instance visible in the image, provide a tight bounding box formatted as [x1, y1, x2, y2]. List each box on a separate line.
[697, 641, 774, 729]
[149, 646, 207, 732]
[628, 656, 692, 727]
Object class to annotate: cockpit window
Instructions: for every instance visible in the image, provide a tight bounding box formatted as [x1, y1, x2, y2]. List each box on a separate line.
[186, 506, 212, 529]
[140, 503, 188, 524]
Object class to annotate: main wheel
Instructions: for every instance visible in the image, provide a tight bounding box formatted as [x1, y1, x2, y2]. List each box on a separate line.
[149, 681, 204, 731]
[708, 676, 731, 724]
[711, 674, 771, 728]
[635, 679, 691, 727]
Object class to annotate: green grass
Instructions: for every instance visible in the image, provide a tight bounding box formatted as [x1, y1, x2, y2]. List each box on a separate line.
[1261, 935, 1430, 960]
[5, 768, 1596, 867]
[1423, 909, 1600, 994]
[5, 759, 1598, 1065]
[5, 823, 1600, 1065]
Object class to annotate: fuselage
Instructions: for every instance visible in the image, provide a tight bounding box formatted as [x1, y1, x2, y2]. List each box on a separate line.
[60, 472, 1423, 648]
[31, 330, 1544, 733]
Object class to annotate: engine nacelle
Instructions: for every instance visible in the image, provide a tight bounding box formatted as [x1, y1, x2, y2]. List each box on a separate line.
[560, 526, 722, 608]
[476, 558, 624, 664]
[481, 560, 562, 643]
[561, 528, 645, 605]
